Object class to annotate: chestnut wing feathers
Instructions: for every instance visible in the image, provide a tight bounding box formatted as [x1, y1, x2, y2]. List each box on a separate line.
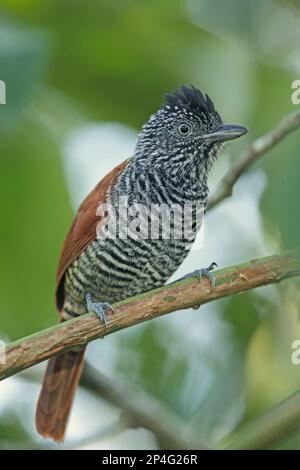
[55, 158, 131, 311]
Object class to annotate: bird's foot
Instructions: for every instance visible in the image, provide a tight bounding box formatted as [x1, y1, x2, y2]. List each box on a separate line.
[176, 262, 218, 310]
[179, 262, 218, 287]
[85, 292, 114, 332]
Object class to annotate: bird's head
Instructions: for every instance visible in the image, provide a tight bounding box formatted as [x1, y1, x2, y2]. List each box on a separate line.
[135, 85, 247, 177]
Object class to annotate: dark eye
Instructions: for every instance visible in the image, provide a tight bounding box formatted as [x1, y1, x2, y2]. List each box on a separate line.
[178, 122, 192, 136]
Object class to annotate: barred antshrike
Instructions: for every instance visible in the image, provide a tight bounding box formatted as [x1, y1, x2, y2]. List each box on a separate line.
[36, 85, 247, 441]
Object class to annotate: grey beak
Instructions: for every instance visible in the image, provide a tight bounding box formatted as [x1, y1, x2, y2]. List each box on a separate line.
[202, 124, 247, 143]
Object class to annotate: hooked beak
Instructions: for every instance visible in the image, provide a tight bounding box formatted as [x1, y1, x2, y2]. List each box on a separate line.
[202, 124, 247, 143]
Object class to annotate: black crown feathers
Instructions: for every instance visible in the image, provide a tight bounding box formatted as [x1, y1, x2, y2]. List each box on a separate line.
[164, 85, 216, 117]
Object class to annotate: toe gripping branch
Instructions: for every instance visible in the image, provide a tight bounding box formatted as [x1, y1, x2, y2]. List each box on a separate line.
[85, 293, 114, 332]
[180, 262, 218, 288]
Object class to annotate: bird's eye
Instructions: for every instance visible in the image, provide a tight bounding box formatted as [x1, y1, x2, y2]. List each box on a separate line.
[178, 123, 192, 136]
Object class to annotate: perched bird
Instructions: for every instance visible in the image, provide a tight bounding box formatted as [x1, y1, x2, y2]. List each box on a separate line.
[36, 85, 247, 442]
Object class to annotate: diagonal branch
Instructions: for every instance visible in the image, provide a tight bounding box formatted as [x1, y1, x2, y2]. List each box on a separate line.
[0, 250, 299, 381]
[217, 387, 300, 450]
[207, 108, 300, 211]
[81, 364, 209, 449]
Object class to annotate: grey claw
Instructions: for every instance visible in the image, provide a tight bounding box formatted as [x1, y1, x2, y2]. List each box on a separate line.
[198, 269, 216, 288]
[85, 293, 114, 332]
[207, 262, 218, 271]
[182, 262, 217, 288]
[101, 302, 115, 314]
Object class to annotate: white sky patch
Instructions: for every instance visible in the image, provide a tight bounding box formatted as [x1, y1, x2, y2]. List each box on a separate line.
[75, 428, 158, 450]
[0, 376, 21, 414]
[63, 123, 137, 209]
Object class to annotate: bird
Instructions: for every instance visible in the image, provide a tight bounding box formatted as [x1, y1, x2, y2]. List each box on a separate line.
[35, 85, 247, 442]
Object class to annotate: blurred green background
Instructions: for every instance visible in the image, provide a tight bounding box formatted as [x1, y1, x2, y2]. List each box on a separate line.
[1, 0, 300, 450]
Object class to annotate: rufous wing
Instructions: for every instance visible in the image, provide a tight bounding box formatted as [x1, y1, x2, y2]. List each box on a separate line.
[55, 158, 131, 312]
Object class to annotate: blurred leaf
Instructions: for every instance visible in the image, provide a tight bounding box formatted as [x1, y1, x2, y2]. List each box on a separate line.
[0, 411, 31, 449]
[0, 23, 50, 127]
[223, 292, 265, 344]
[0, 110, 73, 338]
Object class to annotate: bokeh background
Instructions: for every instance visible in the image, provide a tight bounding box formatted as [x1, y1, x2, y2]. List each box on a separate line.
[1, 0, 300, 450]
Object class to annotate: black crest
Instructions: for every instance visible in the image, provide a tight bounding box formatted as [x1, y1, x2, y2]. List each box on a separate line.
[164, 85, 216, 117]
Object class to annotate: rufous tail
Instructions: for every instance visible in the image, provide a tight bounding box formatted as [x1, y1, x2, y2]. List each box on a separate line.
[35, 347, 86, 442]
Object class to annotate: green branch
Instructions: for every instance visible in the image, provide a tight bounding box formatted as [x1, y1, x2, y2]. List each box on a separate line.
[0, 250, 299, 381]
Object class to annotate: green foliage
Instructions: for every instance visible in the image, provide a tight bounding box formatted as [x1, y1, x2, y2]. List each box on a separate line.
[0, 412, 31, 449]
[0, 24, 49, 126]
[0, 0, 300, 449]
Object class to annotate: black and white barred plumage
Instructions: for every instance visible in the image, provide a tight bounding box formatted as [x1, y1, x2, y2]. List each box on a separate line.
[36, 85, 247, 444]
[63, 86, 225, 318]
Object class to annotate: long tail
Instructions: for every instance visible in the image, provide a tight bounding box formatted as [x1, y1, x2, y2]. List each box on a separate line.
[35, 347, 86, 442]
